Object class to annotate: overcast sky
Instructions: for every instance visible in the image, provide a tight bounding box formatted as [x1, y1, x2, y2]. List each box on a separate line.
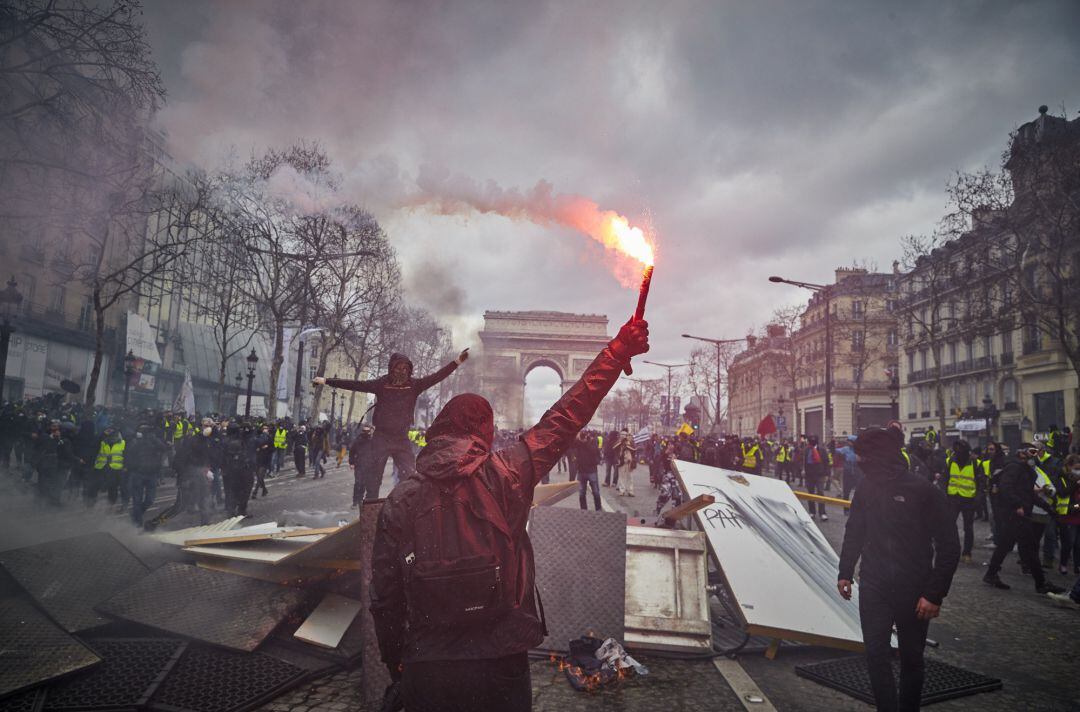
[143, 0, 1080, 420]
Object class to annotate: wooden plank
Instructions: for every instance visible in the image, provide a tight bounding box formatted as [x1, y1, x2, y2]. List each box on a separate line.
[150, 517, 246, 546]
[745, 623, 865, 654]
[764, 638, 781, 660]
[196, 558, 329, 585]
[275, 516, 364, 567]
[182, 538, 321, 564]
[294, 593, 364, 649]
[791, 490, 851, 506]
[624, 614, 712, 636]
[712, 657, 778, 711]
[184, 526, 339, 547]
[532, 481, 579, 507]
[662, 494, 716, 522]
[624, 531, 708, 553]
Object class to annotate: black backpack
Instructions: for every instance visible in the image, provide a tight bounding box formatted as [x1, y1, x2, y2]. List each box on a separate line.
[402, 474, 519, 629]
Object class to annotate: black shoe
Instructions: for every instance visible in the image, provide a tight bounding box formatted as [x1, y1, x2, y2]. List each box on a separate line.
[983, 575, 1010, 590]
[1036, 583, 1066, 595]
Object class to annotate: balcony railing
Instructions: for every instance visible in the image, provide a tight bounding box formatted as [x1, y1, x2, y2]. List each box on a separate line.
[1000, 351, 1014, 366]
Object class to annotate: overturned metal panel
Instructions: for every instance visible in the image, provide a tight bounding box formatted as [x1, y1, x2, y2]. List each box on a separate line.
[293, 593, 362, 650]
[96, 563, 306, 652]
[624, 526, 712, 653]
[41, 638, 186, 711]
[148, 517, 246, 547]
[0, 533, 148, 633]
[0, 595, 101, 699]
[530, 506, 627, 652]
[796, 656, 1003, 705]
[146, 643, 306, 712]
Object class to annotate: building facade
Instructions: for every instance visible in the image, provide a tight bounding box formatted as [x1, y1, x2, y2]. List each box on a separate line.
[791, 268, 900, 440]
[727, 325, 794, 438]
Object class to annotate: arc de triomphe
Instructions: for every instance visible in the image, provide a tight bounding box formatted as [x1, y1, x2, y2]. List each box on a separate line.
[478, 311, 611, 430]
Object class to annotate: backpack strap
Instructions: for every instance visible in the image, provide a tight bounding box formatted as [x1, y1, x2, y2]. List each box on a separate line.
[534, 585, 548, 637]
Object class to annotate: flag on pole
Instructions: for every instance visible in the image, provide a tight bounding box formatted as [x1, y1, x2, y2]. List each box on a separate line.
[174, 370, 195, 416]
[675, 422, 694, 437]
[633, 426, 652, 445]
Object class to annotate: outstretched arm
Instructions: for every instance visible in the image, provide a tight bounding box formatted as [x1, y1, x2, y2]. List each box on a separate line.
[515, 319, 649, 488]
[319, 376, 380, 394]
[413, 349, 469, 391]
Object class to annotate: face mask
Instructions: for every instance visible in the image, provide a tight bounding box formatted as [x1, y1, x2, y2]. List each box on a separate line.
[202, 427, 213, 437]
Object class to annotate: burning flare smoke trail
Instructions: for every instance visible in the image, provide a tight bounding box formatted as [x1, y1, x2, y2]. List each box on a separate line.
[411, 168, 655, 281]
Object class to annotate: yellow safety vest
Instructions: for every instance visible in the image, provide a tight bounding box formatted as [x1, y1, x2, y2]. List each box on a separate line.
[776, 446, 787, 463]
[901, 449, 912, 470]
[926, 430, 938, 444]
[274, 428, 288, 449]
[1033, 465, 1069, 516]
[947, 460, 977, 498]
[741, 444, 759, 468]
[173, 420, 185, 441]
[417, 434, 427, 448]
[95, 440, 126, 470]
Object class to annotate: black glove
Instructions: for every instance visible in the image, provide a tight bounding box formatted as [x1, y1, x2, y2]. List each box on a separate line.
[608, 318, 650, 362]
[379, 681, 404, 712]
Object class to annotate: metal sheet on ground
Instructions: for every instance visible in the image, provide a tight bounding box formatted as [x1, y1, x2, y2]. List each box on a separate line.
[0, 687, 46, 712]
[293, 593, 362, 649]
[41, 638, 186, 711]
[181, 538, 320, 564]
[146, 643, 306, 712]
[624, 527, 711, 652]
[0, 595, 101, 699]
[357, 502, 391, 708]
[149, 517, 246, 547]
[96, 563, 306, 652]
[0, 533, 149, 633]
[795, 655, 1003, 705]
[530, 506, 626, 652]
[674, 461, 863, 650]
[274, 517, 361, 567]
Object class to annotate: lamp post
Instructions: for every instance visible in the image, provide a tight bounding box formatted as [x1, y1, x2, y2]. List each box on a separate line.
[245, 348, 258, 417]
[330, 374, 338, 426]
[682, 333, 741, 434]
[235, 372, 243, 415]
[122, 350, 136, 408]
[0, 277, 23, 403]
[642, 360, 688, 428]
[770, 275, 833, 441]
[981, 395, 998, 447]
[777, 394, 787, 437]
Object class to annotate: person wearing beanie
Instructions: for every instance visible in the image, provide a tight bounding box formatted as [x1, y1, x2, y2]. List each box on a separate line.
[838, 427, 960, 712]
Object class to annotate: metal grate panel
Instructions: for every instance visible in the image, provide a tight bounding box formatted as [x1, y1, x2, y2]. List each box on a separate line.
[795, 655, 1003, 705]
[0, 688, 45, 712]
[529, 507, 627, 652]
[42, 638, 186, 711]
[96, 563, 306, 651]
[147, 644, 306, 712]
[0, 533, 148, 633]
[0, 595, 101, 699]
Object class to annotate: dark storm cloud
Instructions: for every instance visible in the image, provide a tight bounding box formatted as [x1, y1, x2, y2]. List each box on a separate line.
[144, 0, 1080, 369]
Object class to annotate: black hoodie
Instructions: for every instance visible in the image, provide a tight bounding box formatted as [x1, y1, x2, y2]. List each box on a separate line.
[324, 353, 457, 439]
[838, 461, 961, 605]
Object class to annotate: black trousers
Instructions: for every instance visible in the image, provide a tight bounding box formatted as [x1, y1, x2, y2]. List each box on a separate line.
[859, 580, 930, 712]
[948, 495, 975, 556]
[987, 514, 1046, 588]
[354, 462, 383, 503]
[371, 434, 417, 482]
[402, 653, 531, 712]
[804, 478, 824, 517]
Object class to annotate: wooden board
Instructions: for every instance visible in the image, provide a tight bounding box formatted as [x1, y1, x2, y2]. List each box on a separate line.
[293, 593, 363, 649]
[275, 516, 363, 567]
[148, 516, 246, 546]
[532, 481, 579, 507]
[183, 537, 324, 564]
[624, 526, 712, 652]
[673, 460, 864, 652]
[185, 526, 339, 547]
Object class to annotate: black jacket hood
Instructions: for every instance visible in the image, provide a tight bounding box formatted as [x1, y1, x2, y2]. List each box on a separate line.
[388, 352, 413, 377]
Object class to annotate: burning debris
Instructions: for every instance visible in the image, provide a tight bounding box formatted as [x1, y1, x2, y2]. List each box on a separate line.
[553, 636, 649, 692]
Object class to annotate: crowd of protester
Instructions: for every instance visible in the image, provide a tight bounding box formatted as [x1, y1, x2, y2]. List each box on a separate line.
[0, 392, 362, 529]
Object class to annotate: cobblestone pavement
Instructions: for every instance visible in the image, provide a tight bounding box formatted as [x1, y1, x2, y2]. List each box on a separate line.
[4, 458, 1077, 710]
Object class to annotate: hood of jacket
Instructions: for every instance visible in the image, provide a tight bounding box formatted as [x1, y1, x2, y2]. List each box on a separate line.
[416, 394, 494, 483]
[388, 352, 414, 378]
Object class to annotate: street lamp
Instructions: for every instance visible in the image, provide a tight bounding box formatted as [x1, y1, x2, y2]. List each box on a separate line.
[330, 374, 338, 426]
[245, 347, 258, 417]
[122, 350, 136, 408]
[769, 275, 833, 441]
[235, 372, 243, 415]
[642, 360, 688, 428]
[0, 277, 23, 403]
[682, 333, 742, 435]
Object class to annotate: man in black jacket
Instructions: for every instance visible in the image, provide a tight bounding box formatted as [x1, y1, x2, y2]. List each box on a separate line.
[982, 444, 1066, 594]
[838, 427, 960, 712]
[127, 423, 167, 526]
[370, 318, 648, 712]
[317, 350, 467, 484]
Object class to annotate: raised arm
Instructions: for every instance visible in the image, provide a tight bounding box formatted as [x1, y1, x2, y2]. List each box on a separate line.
[413, 349, 469, 391]
[517, 319, 649, 487]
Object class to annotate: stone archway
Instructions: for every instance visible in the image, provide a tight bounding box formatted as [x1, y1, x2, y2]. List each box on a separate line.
[478, 311, 611, 430]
